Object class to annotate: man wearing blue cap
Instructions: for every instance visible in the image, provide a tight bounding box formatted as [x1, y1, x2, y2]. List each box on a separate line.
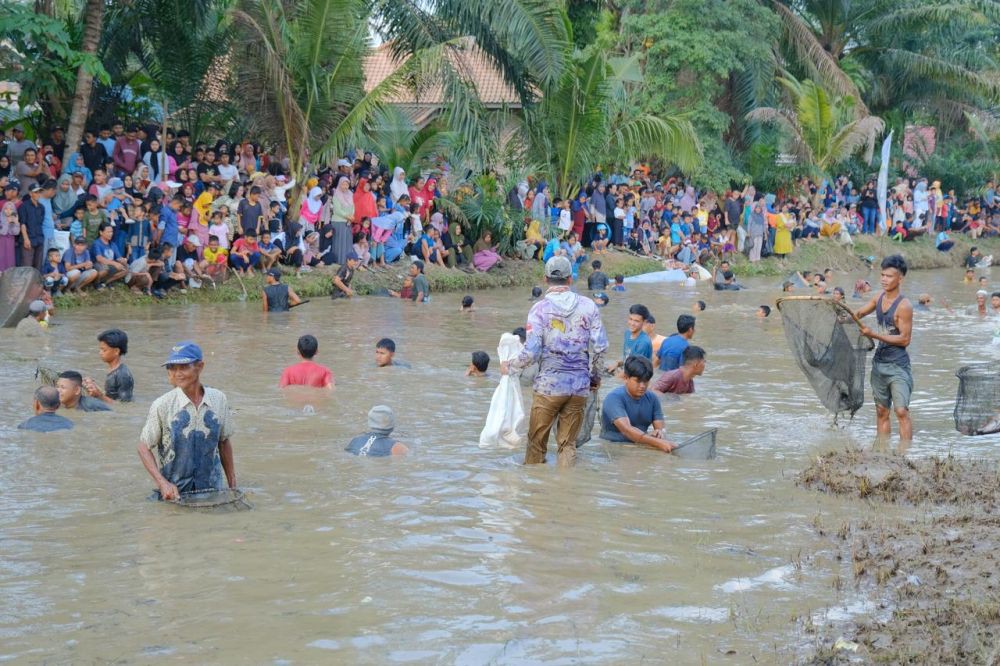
[137, 341, 236, 501]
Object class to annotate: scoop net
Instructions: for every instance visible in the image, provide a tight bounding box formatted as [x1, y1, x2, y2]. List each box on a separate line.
[954, 363, 1000, 436]
[776, 297, 874, 418]
[169, 488, 252, 511]
[673, 429, 717, 460]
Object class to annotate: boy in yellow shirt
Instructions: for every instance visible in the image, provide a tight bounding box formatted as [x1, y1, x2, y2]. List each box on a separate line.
[203, 234, 229, 280]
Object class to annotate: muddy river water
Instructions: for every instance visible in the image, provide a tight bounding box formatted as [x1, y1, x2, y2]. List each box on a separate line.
[1, 265, 998, 663]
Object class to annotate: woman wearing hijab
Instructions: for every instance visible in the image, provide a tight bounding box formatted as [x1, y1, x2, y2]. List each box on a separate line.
[531, 182, 549, 222]
[329, 174, 355, 265]
[0, 201, 20, 271]
[472, 230, 502, 272]
[143, 138, 171, 185]
[747, 202, 766, 262]
[299, 186, 325, 233]
[679, 185, 696, 214]
[912, 180, 929, 229]
[0, 155, 10, 180]
[389, 167, 408, 202]
[52, 174, 78, 219]
[353, 177, 378, 235]
[62, 152, 92, 185]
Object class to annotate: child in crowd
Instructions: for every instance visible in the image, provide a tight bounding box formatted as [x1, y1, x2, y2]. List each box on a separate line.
[41, 248, 69, 295]
[611, 274, 626, 292]
[68, 205, 86, 241]
[465, 351, 490, 377]
[266, 200, 283, 234]
[258, 230, 282, 270]
[207, 210, 231, 249]
[230, 229, 260, 275]
[126, 204, 151, 260]
[592, 222, 610, 254]
[203, 235, 229, 279]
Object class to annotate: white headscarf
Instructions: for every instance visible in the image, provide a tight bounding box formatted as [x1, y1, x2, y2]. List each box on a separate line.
[306, 186, 323, 214]
[390, 167, 408, 202]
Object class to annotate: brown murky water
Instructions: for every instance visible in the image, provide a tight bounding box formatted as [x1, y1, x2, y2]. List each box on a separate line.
[2, 265, 997, 663]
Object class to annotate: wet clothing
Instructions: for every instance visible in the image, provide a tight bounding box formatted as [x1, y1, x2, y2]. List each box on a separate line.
[18, 412, 74, 432]
[411, 273, 430, 302]
[74, 395, 112, 412]
[623, 330, 653, 361]
[105, 364, 134, 402]
[510, 288, 609, 398]
[600, 385, 663, 442]
[264, 283, 290, 311]
[15, 317, 46, 337]
[279, 360, 333, 388]
[587, 270, 609, 290]
[525, 393, 586, 465]
[657, 333, 689, 371]
[871, 292, 912, 409]
[652, 368, 694, 394]
[873, 293, 910, 368]
[345, 432, 397, 457]
[331, 264, 354, 298]
[141, 386, 234, 494]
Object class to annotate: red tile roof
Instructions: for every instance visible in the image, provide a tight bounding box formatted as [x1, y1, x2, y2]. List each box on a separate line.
[364, 38, 521, 108]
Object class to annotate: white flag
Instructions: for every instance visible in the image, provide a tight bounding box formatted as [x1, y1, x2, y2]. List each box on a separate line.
[877, 130, 893, 232]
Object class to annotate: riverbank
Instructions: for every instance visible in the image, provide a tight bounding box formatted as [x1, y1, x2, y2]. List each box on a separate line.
[798, 449, 1000, 664]
[50, 250, 663, 309]
[729, 235, 1000, 278]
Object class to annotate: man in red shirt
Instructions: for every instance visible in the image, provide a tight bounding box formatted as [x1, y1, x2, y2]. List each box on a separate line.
[652, 345, 705, 396]
[279, 335, 334, 388]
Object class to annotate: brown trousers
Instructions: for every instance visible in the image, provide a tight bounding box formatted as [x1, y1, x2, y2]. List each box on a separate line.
[525, 392, 587, 466]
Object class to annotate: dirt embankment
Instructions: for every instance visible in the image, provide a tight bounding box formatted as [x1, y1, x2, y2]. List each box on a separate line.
[799, 449, 1000, 665]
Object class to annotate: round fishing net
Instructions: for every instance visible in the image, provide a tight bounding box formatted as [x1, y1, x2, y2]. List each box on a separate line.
[954, 363, 1000, 436]
[673, 429, 717, 460]
[777, 297, 874, 419]
[169, 488, 252, 511]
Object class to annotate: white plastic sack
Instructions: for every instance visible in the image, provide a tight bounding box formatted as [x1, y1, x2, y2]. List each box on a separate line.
[479, 333, 527, 448]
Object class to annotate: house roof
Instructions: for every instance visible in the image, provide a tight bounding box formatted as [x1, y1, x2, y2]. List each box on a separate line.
[364, 38, 522, 108]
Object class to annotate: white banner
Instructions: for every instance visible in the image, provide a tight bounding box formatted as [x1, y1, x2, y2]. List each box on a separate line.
[877, 130, 894, 233]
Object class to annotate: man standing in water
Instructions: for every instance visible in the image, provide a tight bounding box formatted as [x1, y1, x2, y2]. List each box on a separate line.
[502, 256, 609, 466]
[137, 341, 236, 500]
[854, 255, 914, 444]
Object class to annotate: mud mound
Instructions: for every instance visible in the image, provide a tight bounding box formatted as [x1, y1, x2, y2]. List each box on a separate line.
[798, 448, 1000, 506]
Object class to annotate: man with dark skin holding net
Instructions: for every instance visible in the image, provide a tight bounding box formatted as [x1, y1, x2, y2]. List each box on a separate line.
[854, 255, 914, 444]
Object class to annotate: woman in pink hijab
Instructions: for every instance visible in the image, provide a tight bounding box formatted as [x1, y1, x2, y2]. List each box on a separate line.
[299, 186, 324, 233]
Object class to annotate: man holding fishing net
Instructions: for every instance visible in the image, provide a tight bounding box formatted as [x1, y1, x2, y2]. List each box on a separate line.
[853, 255, 914, 443]
[137, 341, 237, 501]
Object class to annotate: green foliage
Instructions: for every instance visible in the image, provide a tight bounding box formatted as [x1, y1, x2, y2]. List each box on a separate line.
[364, 107, 458, 178]
[439, 173, 525, 255]
[747, 76, 885, 179]
[0, 2, 109, 128]
[519, 50, 701, 200]
[618, 0, 779, 191]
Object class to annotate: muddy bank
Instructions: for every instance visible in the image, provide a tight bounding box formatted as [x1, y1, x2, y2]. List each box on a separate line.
[730, 235, 1000, 278]
[799, 449, 1000, 664]
[51, 250, 662, 309]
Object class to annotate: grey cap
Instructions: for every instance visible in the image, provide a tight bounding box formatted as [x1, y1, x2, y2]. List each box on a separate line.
[28, 299, 47, 314]
[544, 255, 573, 280]
[367, 405, 395, 435]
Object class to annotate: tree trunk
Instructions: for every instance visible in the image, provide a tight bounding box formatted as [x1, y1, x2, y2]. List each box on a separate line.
[64, 0, 105, 157]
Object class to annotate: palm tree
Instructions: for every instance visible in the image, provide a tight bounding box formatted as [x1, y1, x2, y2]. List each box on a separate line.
[746, 76, 884, 177]
[64, 0, 104, 152]
[364, 107, 458, 179]
[769, 0, 1000, 124]
[519, 51, 701, 200]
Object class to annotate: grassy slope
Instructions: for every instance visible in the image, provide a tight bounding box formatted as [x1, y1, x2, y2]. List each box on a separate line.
[728, 235, 1000, 278]
[51, 251, 663, 309]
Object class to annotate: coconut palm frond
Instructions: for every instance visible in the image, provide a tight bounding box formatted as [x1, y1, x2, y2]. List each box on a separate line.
[825, 115, 885, 168]
[610, 114, 701, 175]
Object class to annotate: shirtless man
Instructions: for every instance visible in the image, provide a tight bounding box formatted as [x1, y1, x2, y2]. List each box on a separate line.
[854, 255, 913, 444]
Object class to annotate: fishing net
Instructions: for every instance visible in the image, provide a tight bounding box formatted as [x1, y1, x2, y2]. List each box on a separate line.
[673, 429, 717, 460]
[777, 297, 874, 418]
[169, 488, 252, 511]
[954, 363, 1000, 436]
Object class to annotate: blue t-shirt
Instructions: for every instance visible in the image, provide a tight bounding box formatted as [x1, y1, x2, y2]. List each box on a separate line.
[62, 247, 92, 268]
[43, 259, 67, 275]
[658, 333, 689, 371]
[159, 204, 179, 247]
[600, 385, 664, 442]
[936, 231, 950, 247]
[92, 238, 122, 262]
[670, 222, 683, 244]
[623, 330, 653, 361]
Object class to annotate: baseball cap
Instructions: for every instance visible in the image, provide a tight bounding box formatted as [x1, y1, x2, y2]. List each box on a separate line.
[346, 250, 360, 262]
[336, 158, 351, 167]
[207, 181, 220, 189]
[266, 267, 282, 280]
[28, 299, 47, 314]
[592, 292, 609, 306]
[29, 183, 43, 193]
[162, 341, 203, 366]
[73, 236, 87, 245]
[544, 255, 573, 279]
[108, 177, 124, 189]
[184, 235, 201, 246]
